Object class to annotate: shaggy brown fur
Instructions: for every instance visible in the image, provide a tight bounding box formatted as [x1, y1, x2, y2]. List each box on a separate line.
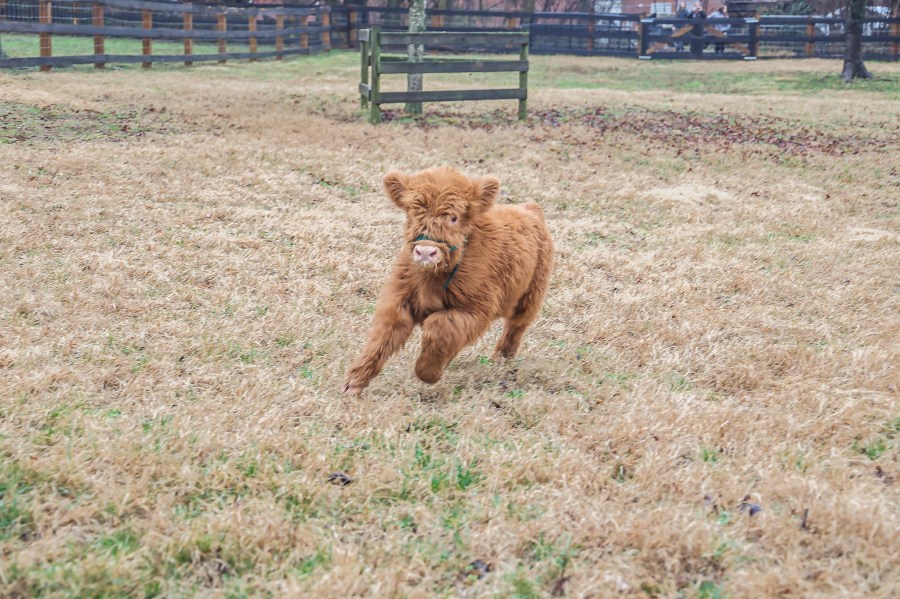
[343, 167, 554, 395]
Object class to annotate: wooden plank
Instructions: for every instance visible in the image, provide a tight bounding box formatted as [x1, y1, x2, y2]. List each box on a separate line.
[276, 15, 284, 60]
[92, 1, 104, 69]
[322, 12, 331, 50]
[0, 48, 309, 69]
[758, 34, 844, 43]
[639, 19, 649, 57]
[67, 0, 304, 16]
[301, 15, 309, 49]
[142, 9, 152, 69]
[217, 13, 226, 63]
[378, 88, 527, 104]
[39, 0, 51, 73]
[359, 28, 369, 42]
[587, 11, 595, 52]
[360, 38, 369, 108]
[379, 60, 528, 74]
[894, 17, 900, 60]
[184, 9, 193, 66]
[0, 21, 322, 40]
[97, 0, 191, 13]
[518, 41, 527, 120]
[248, 14, 257, 61]
[348, 11, 357, 46]
[369, 27, 381, 124]
[380, 32, 529, 46]
[359, 82, 371, 99]
[805, 21, 814, 58]
[530, 25, 636, 40]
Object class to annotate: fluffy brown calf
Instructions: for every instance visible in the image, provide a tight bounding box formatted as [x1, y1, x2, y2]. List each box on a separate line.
[342, 167, 554, 395]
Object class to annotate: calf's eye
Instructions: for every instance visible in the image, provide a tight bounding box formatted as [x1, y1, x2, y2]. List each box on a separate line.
[450, 216, 458, 224]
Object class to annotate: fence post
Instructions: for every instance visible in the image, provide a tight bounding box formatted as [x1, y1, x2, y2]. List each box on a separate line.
[587, 8, 595, 53]
[892, 15, 899, 59]
[142, 9, 152, 69]
[746, 18, 758, 60]
[184, 6, 193, 66]
[276, 14, 284, 59]
[322, 10, 331, 51]
[249, 13, 257, 61]
[638, 18, 649, 57]
[528, 13, 534, 50]
[360, 29, 369, 108]
[301, 15, 310, 51]
[690, 20, 703, 55]
[39, 0, 51, 72]
[217, 13, 227, 64]
[805, 18, 814, 58]
[518, 38, 528, 121]
[92, 1, 104, 68]
[368, 27, 381, 124]
[348, 11, 356, 47]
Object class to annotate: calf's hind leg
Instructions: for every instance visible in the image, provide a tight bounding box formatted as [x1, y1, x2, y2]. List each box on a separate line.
[493, 320, 531, 360]
[492, 247, 553, 361]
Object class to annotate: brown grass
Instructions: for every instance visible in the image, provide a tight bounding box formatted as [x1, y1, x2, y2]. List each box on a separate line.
[1, 54, 898, 598]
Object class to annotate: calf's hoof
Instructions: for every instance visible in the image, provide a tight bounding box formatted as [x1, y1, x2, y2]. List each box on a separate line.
[342, 377, 367, 396]
[414, 361, 444, 385]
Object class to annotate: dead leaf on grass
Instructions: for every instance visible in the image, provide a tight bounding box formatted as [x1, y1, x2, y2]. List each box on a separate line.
[327, 471, 353, 486]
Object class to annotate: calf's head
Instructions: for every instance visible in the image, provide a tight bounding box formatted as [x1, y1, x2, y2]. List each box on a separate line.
[383, 167, 499, 270]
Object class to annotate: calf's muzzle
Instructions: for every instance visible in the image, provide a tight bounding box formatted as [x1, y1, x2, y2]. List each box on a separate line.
[413, 244, 441, 266]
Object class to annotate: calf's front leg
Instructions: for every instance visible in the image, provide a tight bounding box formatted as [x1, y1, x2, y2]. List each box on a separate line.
[415, 310, 491, 384]
[343, 302, 414, 395]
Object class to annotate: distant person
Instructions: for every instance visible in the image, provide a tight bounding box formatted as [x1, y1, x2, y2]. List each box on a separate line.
[690, 1, 706, 18]
[709, 5, 730, 54]
[674, 2, 691, 51]
[687, 1, 706, 53]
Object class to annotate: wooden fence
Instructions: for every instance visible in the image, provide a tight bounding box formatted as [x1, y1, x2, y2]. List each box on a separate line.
[359, 27, 528, 124]
[640, 17, 759, 60]
[1, 1, 898, 69]
[330, 6, 900, 61]
[0, 0, 332, 70]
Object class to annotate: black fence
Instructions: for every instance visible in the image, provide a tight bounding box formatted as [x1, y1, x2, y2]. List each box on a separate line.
[2, 0, 899, 69]
[332, 6, 900, 61]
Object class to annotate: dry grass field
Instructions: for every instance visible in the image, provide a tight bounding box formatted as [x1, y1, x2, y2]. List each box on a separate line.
[1, 53, 898, 598]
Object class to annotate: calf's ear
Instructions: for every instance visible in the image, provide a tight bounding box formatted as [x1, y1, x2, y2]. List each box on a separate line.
[383, 171, 410, 210]
[471, 176, 500, 214]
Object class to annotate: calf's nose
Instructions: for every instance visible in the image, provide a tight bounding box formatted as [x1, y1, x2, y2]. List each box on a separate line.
[413, 244, 439, 263]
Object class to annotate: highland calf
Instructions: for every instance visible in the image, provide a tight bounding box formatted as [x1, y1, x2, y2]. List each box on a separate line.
[342, 167, 554, 395]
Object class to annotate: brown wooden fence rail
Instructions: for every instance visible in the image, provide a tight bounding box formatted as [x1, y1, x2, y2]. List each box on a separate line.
[0, 0, 332, 70]
[2, 1, 898, 69]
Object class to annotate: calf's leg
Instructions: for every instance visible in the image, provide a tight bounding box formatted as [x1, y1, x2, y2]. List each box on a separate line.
[493, 320, 530, 360]
[343, 304, 414, 395]
[416, 310, 491, 384]
[492, 242, 553, 360]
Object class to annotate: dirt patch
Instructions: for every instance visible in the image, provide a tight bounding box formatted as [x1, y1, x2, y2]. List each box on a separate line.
[374, 105, 890, 157]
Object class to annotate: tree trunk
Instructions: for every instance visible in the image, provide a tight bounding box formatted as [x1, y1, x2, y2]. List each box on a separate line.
[841, 0, 872, 82]
[406, 0, 426, 115]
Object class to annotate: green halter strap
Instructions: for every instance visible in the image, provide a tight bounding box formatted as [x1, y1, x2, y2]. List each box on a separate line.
[413, 234, 467, 290]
